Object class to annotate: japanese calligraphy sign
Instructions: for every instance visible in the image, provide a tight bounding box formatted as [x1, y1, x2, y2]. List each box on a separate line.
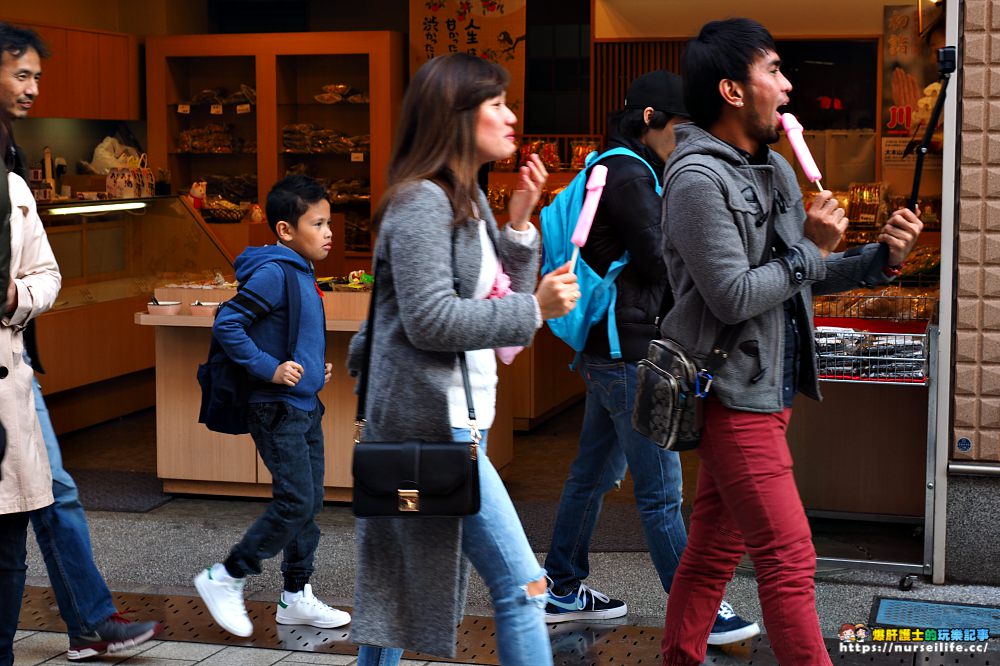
[410, 0, 527, 132]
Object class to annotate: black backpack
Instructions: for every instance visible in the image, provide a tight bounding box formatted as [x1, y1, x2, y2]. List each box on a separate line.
[197, 261, 302, 435]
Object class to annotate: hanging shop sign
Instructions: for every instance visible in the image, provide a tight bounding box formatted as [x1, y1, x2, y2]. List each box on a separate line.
[410, 0, 527, 133]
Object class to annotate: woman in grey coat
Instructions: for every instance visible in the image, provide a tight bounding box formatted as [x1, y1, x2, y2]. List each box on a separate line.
[347, 53, 579, 665]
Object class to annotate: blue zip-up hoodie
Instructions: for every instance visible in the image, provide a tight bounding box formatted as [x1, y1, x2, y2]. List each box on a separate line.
[214, 244, 326, 411]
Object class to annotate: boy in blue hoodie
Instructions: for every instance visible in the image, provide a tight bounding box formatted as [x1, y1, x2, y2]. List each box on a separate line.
[194, 175, 350, 637]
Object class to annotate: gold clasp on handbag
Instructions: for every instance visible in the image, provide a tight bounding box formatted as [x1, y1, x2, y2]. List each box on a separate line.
[398, 489, 419, 512]
[469, 421, 481, 460]
[353, 419, 366, 445]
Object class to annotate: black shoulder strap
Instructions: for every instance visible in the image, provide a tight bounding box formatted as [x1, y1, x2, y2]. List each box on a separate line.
[0, 162, 11, 316]
[213, 259, 303, 361]
[355, 225, 474, 426]
[276, 261, 302, 358]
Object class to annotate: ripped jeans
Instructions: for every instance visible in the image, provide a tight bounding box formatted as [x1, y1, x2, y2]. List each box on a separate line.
[357, 428, 552, 666]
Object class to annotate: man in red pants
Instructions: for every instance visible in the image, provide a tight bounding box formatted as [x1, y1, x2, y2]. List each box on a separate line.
[658, 17, 923, 665]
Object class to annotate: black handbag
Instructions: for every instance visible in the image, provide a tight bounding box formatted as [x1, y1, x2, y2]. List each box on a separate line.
[351, 251, 481, 518]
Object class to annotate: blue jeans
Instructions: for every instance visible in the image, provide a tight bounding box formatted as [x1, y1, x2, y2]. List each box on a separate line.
[0, 511, 29, 666]
[358, 429, 552, 666]
[544, 353, 687, 594]
[225, 402, 324, 592]
[28, 376, 117, 636]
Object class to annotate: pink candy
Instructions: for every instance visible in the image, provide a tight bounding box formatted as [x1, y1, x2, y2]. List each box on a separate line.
[780, 113, 823, 185]
[571, 165, 608, 247]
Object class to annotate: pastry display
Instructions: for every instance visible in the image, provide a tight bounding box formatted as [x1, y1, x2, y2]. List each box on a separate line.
[570, 140, 600, 171]
[281, 123, 370, 154]
[813, 285, 938, 320]
[313, 83, 369, 104]
[202, 173, 257, 205]
[184, 85, 256, 106]
[814, 326, 927, 382]
[178, 124, 240, 153]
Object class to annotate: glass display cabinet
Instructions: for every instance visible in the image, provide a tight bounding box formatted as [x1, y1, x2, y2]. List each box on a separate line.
[34, 195, 235, 432]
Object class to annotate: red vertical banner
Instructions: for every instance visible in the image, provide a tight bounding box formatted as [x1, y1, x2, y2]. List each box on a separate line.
[881, 4, 945, 169]
[410, 0, 527, 133]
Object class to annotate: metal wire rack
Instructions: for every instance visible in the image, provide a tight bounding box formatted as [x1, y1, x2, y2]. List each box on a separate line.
[813, 295, 935, 385]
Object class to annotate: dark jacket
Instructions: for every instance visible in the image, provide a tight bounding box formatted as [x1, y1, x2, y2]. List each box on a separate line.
[213, 244, 327, 411]
[581, 132, 669, 361]
[661, 123, 890, 412]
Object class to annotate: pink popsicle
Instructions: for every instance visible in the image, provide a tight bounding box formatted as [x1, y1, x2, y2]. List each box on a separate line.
[780, 113, 823, 186]
[571, 165, 608, 247]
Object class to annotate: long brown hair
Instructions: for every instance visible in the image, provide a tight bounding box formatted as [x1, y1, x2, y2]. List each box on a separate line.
[374, 53, 509, 227]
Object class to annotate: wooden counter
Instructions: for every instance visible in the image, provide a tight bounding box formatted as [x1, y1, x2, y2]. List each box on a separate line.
[137, 290, 514, 500]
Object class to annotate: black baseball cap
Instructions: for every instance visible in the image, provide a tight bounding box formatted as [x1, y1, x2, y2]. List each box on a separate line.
[624, 70, 688, 117]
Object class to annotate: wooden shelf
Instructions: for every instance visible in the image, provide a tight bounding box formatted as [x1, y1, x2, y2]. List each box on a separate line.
[147, 31, 403, 276]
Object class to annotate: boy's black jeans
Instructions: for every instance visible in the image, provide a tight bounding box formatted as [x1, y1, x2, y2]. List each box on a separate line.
[225, 401, 325, 593]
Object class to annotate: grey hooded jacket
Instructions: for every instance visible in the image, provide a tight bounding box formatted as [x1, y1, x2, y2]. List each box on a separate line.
[346, 179, 541, 657]
[660, 123, 892, 413]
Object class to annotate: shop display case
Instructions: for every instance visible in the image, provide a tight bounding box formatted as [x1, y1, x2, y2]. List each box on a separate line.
[34, 196, 235, 433]
[788, 231, 942, 586]
[146, 31, 404, 278]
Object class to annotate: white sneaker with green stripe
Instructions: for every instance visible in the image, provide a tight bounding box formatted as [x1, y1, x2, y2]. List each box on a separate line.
[194, 564, 252, 637]
[276, 584, 351, 628]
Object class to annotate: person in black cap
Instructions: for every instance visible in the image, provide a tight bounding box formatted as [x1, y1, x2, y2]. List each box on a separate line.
[541, 69, 760, 645]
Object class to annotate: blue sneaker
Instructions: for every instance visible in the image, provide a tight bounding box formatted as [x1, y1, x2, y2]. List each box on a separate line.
[544, 580, 627, 623]
[707, 601, 760, 645]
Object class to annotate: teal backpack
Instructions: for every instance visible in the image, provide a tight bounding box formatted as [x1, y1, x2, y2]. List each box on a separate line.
[540, 147, 662, 367]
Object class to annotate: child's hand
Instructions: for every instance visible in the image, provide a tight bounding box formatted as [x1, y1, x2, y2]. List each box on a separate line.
[272, 360, 304, 386]
[324, 363, 333, 386]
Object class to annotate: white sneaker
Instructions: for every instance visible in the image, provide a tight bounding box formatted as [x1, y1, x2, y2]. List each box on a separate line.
[275, 584, 351, 629]
[194, 564, 253, 637]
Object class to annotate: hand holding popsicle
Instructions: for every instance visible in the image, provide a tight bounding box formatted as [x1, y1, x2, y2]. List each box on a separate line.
[804, 190, 849, 257]
[780, 113, 823, 191]
[568, 164, 608, 272]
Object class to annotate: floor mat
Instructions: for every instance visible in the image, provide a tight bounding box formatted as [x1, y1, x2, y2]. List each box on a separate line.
[871, 597, 1000, 635]
[67, 469, 172, 513]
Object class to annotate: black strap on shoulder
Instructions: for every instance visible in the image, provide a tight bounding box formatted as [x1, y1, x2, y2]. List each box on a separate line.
[0, 161, 10, 316]
[355, 224, 475, 426]
[214, 260, 303, 369]
[276, 262, 302, 359]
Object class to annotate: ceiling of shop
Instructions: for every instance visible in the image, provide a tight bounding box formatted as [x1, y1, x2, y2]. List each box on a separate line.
[595, 0, 938, 39]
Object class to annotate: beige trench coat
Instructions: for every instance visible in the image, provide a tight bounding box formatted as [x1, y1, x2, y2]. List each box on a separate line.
[0, 172, 60, 515]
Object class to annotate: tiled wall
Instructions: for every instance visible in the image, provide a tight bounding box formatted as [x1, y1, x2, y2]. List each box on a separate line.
[954, 0, 1000, 462]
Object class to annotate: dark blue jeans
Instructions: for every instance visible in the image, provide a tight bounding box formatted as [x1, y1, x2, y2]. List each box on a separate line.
[545, 354, 687, 594]
[0, 511, 29, 666]
[29, 377, 116, 636]
[225, 402, 324, 592]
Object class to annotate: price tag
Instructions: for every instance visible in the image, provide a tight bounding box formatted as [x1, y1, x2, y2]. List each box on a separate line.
[210, 104, 223, 115]
[177, 104, 190, 114]
[236, 103, 252, 114]
[351, 152, 365, 162]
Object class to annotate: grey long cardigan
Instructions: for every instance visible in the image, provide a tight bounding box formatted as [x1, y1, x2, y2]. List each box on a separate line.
[346, 179, 541, 657]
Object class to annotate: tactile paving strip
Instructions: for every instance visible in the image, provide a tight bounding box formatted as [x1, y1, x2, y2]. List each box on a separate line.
[21, 586, 995, 665]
